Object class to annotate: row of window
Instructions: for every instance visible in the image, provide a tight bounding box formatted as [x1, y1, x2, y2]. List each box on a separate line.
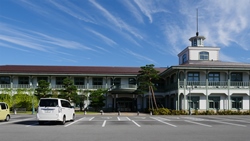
[188, 97, 243, 109]
[188, 72, 243, 81]
[0, 76, 137, 85]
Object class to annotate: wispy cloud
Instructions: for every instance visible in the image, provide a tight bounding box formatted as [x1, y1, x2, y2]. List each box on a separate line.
[123, 48, 157, 64]
[120, 0, 144, 23]
[86, 28, 117, 47]
[133, 0, 169, 23]
[48, 0, 96, 24]
[89, 0, 144, 40]
[0, 23, 94, 53]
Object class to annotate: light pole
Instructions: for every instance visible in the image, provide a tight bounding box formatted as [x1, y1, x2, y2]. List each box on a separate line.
[30, 83, 35, 115]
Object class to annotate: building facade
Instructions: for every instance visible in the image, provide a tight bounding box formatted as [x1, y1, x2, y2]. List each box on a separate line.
[1, 33, 250, 112]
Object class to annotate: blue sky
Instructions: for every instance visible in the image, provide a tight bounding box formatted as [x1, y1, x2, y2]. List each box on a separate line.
[1, 0, 250, 67]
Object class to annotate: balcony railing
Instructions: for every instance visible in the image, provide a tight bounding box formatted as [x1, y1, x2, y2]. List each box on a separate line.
[179, 81, 250, 89]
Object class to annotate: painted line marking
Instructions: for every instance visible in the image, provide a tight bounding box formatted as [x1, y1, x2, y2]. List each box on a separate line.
[150, 117, 177, 127]
[156, 117, 171, 121]
[126, 117, 131, 121]
[102, 120, 106, 127]
[64, 117, 86, 127]
[209, 120, 247, 127]
[89, 117, 95, 121]
[117, 117, 120, 121]
[185, 120, 212, 127]
[0, 117, 35, 125]
[132, 120, 141, 127]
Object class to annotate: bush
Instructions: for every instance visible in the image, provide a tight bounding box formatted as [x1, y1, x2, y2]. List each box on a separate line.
[153, 108, 171, 115]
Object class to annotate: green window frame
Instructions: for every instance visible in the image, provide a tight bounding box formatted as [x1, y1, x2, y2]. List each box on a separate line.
[199, 51, 209, 60]
[93, 78, 103, 85]
[74, 77, 85, 85]
[56, 77, 66, 85]
[188, 96, 200, 109]
[187, 72, 199, 81]
[231, 97, 243, 109]
[208, 97, 220, 109]
[110, 78, 121, 86]
[18, 77, 29, 84]
[208, 72, 220, 82]
[0, 76, 10, 84]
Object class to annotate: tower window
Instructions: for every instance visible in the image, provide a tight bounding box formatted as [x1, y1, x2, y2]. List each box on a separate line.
[199, 51, 209, 60]
[182, 54, 187, 63]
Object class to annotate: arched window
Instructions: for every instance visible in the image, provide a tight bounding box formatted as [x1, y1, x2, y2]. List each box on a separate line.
[182, 54, 187, 63]
[199, 51, 209, 60]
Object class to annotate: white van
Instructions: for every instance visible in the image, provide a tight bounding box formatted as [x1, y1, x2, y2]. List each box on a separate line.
[36, 98, 75, 125]
[0, 102, 10, 121]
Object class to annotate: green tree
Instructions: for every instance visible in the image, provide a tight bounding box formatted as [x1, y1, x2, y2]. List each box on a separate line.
[35, 80, 51, 99]
[60, 78, 78, 103]
[89, 89, 106, 111]
[137, 64, 160, 110]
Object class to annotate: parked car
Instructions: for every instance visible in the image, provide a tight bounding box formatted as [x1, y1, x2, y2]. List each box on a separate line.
[0, 102, 10, 121]
[36, 98, 75, 125]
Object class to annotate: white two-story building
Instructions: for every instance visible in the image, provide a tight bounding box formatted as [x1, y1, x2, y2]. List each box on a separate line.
[161, 33, 250, 112]
[0, 32, 250, 112]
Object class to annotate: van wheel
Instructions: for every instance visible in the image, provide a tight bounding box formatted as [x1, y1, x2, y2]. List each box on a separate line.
[61, 116, 66, 125]
[5, 115, 10, 122]
[71, 114, 75, 122]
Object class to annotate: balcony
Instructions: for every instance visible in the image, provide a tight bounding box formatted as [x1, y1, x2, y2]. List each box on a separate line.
[178, 81, 250, 89]
[108, 84, 137, 93]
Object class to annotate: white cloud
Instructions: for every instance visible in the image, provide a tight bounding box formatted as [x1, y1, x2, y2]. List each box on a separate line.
[123, 48, 157, 64]
[133, 0, 169, 23]
[86, 28, 117, 47]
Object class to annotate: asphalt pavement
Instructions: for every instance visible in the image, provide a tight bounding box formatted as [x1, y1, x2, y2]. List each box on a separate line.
[1, 114, 250, 141]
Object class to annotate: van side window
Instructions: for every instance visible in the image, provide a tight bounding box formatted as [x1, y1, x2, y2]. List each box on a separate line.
[0, 103, 7, 110]
[61, 100, 71, 108]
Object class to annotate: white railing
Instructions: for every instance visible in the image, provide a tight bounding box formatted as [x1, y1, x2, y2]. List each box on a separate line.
[179, 81, 250, 89]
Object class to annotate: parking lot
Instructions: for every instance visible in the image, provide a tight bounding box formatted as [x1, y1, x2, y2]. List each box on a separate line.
[1, 114, 250, 141]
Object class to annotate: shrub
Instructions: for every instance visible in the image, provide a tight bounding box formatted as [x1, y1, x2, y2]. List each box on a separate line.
[153, 108, 171, 115]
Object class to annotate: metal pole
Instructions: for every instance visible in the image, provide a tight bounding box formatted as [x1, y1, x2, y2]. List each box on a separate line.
[189, 85, 193, 115]
[31, 84, 35, 115]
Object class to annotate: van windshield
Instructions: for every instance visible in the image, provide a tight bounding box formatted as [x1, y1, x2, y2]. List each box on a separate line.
[39, 99, 58, 107]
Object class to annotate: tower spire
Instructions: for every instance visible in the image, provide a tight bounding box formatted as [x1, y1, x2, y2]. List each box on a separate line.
[189, 8, 205, 47]
[196, 8, 199, 36]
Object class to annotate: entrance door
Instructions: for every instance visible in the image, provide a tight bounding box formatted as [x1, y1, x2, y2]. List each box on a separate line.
[116, 98, 134, 112]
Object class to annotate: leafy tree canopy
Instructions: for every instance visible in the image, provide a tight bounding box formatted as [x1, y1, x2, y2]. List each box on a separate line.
[89, 89, 107, 111]
[35, 80, 51, 99]
[137, 64, 160, 93]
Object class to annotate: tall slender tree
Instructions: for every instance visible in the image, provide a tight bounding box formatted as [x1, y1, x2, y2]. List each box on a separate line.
[137, 64, 159, 110]
[35, 80, 51, 99]
[61, 78, 78, 103]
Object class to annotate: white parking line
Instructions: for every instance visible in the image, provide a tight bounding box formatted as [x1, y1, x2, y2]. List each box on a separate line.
[126, 117, 131, 121]
[89, 117, 95, 121]
[185, 120, 212, 127]
[131, 120, 141, 127]
[117, 117, 120, 121]
[0, 117, 35, 125]
[209, 120, 247, 127]
[150, 117, 177, 127]
[102, 120, 106, 127]
[64, 117, 86, 127]
[155, 117, 171, 121]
